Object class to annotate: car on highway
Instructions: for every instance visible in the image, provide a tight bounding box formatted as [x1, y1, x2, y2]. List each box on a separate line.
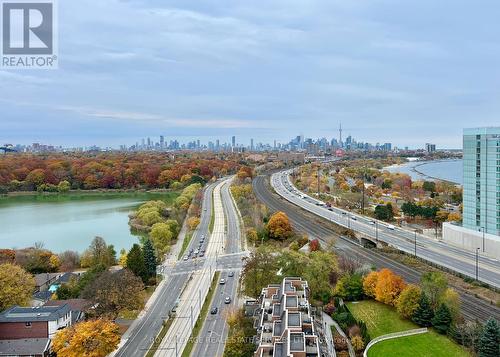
[199, 252, 204, 257]
[183, 255, 189, 261]
[210, 307, 218, 314]
[224, 297, 231, 304]
[369, 220, 376, 225]
[194, 249, 199, 255]
[228, 271, 234, 277]
[220, 278, 226, 285]
[351, 216, 357, 221]
[387, 224, 396, 230]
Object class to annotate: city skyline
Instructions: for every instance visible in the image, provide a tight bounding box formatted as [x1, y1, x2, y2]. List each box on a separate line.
[2, 1, 500, 148]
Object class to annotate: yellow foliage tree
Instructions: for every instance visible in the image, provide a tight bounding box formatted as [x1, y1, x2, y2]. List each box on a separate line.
[267, 211, 293, 240]
[363, 271, 379, 298]
[52, 319, 120, 357]
[0, 263, 35, 310]
[187, 216, 200, 230]
[447, 212, 462, 222]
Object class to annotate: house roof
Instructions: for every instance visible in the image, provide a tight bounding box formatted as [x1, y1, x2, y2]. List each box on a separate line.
[34, 273, 60, 288]
[0, 338, 50, 356]
[0, 304, 70, 323]
[44, 299, 90, 324]
[32, 291, 53, 302]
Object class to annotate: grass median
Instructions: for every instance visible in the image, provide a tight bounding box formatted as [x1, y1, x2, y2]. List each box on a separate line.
[181, 271, 220, 357]
[145, 317, 174, 357]
[178, 232, 193, 260]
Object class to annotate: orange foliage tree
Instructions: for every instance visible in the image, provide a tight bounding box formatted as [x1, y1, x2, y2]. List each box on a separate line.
[363, 271, 379, 298]
[374, 268, 406, 306]
[267, 211, 293, 240]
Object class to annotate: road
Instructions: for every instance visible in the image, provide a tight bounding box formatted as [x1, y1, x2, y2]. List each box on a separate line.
[192, 178, 243, 357]
[253, 174, 500, 324]
[154, 180, 227, 356]
[115, 181, 216, 357]
[272, 169, 500, 288]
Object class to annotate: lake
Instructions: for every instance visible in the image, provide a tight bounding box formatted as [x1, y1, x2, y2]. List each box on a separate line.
[0, 192, 178, 253]
[384, 159, 463, 185]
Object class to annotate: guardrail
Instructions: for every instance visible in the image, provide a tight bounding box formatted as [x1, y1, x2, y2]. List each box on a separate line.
[363, 328, 428, 357]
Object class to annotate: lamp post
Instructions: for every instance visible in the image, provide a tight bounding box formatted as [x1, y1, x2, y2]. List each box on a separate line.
[414, 230, 417, 257]
[475, 248, 480, 281]
[375, 221, 379, 243]
[481, 227, 485, 253]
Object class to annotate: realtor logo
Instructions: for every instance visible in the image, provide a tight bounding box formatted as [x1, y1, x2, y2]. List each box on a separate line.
[1, 0, 58, 68]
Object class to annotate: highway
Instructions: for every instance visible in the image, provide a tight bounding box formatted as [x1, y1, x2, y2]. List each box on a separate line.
[192, 178, 243, 357]
[272, 169, 500, 289]
[253, 174, 500, 324]
[114, 182, 216, 357]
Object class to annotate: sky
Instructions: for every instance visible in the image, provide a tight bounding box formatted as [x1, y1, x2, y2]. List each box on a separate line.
[1, 0, 500, 149]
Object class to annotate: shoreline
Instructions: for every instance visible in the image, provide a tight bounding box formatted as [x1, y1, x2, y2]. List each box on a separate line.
[0, 188, 177, 198]
[385, 159, 462, 185]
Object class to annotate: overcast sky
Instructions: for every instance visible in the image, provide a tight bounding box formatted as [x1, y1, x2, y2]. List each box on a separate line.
[1, 0, 500, 148]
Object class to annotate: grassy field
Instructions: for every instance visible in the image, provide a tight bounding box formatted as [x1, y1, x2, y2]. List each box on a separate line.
[347, 300, 470, 357]
[178, 232, 193, 260]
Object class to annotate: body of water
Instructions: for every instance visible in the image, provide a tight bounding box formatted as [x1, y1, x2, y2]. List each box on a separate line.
[0, 192, 177, 253]
[385, 159, 463, 185]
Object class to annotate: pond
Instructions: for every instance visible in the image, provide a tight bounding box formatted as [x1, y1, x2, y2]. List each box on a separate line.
[0, 191, 178, 253]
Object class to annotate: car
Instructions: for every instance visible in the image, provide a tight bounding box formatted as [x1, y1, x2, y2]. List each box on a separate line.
[341, 212, 347, 216]
[199, 252, 204, 257]
[351, 216, 357, 221]
[387, 224, 396, 230]
[224, 297, 232, 304]
[210, 307, 218, 314]
[328, 208, 333, 211]
[220, 278, 226, 285]
[183, 255, 189, 261]
[194, 249, 199, 255]
[228, 271, 234, 277]
[369, 220, 375, 225]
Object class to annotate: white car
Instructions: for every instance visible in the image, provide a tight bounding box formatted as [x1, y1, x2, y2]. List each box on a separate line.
[220, 278, 226, 285]
[387, 224, 395, 230]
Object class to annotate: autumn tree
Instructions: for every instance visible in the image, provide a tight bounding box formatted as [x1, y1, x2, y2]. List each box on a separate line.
[52, 319, 120, 357]
[0, 263, 35, 310]
[374, 268, 406, 306]
[441, 288, 461, 322]
[363, 271, 379, 298]
[187, 216, 200, 230]
[82, 269, 144, 318]
[150, 222, 174, 256]
[267, 211, 293, 240]
[80, 237, 116, 268]
[396, 284, 421, 319]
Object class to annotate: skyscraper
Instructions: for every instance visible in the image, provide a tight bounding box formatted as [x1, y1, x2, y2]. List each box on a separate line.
[231, 136, 236, 147]
[250, 138, 254, 150]
[463, 127, 500, 235]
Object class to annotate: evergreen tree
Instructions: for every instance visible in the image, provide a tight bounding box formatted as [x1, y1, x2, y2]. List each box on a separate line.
[143, 239, 157, 281]
[126, 244, 147, 283]
[479, 318, 500, 357]
[431, 303, 452, 334]
[412, 293, 434, 327]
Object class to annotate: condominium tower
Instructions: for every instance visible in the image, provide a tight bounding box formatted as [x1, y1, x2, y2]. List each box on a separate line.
[462, 127, 500, 235]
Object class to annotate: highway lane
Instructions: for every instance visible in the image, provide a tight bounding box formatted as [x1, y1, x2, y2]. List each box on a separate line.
[253, 175, 500, 323]
[154, 180, 227, 357]
[115, 182, 216, 357]
[272, 170, 500, 288]
[192, 178, 243, 357]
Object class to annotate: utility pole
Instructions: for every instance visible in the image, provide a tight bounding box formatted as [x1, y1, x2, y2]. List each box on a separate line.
[481, 227, 485, 252]
[475, 248, 480, 281]
[362, 161, 367, 214]
[190, 305, 194, 329]
[317, 165, 320, 197]
[375, 221, 378, 243]
[414, 230, 417, 257]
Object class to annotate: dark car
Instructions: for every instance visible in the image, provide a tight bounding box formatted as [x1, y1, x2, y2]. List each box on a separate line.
[210, 307, 218, 314]
[228, 271, 234, 277]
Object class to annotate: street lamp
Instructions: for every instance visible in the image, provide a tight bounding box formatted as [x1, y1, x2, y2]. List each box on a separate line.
[480, 227, 485, 253]
[475, 248, 480, 281]
[414, 230, 417, 257]
[375, 221, 379, 243]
